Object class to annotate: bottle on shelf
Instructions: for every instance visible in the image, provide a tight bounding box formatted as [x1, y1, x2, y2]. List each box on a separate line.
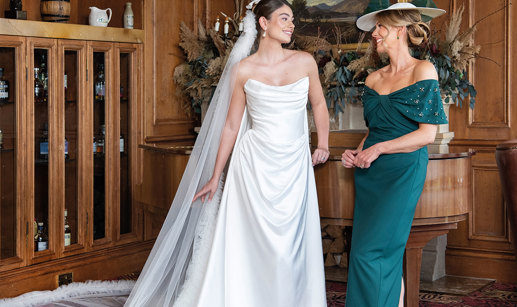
[34, 222, 48, 252]
[40, 124, 49, 160]
[64, 73, 68, 101]
[34, 67, 44, 103]
[93, 136, 97, 153]
[0, 68, 9, 105]
[96, 124, 105, 154]
[0, 129, 3, 150]
[64, 137, 69, 159]
[64, 209, 71, 247]
[120, 135, 124, 153]
[123, 2, 134, 29]
[39, 53, 48, 103]
[94, 64, 105, 102]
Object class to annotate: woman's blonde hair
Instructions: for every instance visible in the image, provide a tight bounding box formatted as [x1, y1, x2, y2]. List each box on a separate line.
[376, 10, 430, 46]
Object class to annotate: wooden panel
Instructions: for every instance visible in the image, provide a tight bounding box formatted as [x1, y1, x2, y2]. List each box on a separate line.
[471, 159, 508, 242]
[468, 0, 509, 128]
[143, 0, 237, 142]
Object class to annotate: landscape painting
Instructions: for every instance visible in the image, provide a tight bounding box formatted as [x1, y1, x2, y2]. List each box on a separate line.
[288, 0, 371, 45]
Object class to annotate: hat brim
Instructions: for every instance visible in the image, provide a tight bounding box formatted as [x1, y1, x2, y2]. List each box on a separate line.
[356, 4, 446, 32]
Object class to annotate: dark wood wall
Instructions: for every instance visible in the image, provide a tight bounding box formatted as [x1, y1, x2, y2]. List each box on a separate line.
[433, 0, 517, 282]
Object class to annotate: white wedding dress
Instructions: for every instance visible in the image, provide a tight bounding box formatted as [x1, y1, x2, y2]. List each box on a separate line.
[185, 76, 326, 307]
[126, 75, 327, 307]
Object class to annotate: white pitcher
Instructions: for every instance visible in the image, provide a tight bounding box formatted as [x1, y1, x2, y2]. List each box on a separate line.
[89, 7, 112, 27]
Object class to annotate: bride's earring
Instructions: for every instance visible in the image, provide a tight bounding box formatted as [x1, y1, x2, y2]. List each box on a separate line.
[262, 30, 266, 38]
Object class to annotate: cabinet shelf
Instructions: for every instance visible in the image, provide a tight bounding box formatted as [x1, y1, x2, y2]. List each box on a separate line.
[0, 18, 144, 43]
[0, 148, 14, 152]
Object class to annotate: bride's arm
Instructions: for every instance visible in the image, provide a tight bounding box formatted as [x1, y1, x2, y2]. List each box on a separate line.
[193, 75, 246, 202]
[306, 53, 330, 165]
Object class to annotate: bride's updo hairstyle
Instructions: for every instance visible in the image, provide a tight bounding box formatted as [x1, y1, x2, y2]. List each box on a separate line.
[252, 0, 292, 39]
[376, 9, 430, 46]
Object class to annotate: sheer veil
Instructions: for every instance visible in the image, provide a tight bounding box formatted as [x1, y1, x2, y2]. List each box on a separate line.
[125, 7, 258, 307]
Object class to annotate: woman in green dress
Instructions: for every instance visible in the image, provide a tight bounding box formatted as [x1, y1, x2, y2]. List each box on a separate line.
[342, 3, 447, 307]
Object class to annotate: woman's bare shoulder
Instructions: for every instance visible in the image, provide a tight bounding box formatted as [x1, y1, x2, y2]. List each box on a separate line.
[413, 59, 438, 81]
[365, 69, 383, 88]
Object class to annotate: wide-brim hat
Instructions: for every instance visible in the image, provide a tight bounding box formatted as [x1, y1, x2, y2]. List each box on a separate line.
[356, 2, 446, 32]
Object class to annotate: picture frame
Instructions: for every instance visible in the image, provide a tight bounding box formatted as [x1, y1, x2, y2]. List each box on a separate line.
[288, 0, 372, 49]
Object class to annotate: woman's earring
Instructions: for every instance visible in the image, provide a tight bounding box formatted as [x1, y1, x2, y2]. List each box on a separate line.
[262, 31, 266, 38]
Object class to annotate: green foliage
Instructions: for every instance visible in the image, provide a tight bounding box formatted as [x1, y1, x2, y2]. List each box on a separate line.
[324, 52, 366, 117]
[429, 53, 476, 108]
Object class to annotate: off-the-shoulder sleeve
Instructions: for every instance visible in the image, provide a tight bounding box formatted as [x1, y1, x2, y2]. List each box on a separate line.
[393, 80, 448, 125]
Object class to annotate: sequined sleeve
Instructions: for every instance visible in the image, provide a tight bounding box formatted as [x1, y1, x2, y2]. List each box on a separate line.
[394, 80, 448, 125]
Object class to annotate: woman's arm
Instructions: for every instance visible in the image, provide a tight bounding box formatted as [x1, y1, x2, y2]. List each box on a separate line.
[353, 123, 436, 168]
[306, 53, 330, 165]
[193, 70, 246, 202]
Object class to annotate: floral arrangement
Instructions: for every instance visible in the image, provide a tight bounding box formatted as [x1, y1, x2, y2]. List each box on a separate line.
[174, 3, 483, 118]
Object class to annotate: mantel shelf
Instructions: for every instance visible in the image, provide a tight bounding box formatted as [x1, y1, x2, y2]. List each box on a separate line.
[0, 18, 144, 43]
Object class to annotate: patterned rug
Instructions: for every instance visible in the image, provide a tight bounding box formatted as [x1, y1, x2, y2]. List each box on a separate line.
[326, 281, 517, 306]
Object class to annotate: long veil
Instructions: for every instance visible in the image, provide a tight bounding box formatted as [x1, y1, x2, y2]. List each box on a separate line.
[125, 8, 258, 307]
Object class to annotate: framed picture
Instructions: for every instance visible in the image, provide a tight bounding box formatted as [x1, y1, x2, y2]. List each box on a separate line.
[288, 0, 371, 49]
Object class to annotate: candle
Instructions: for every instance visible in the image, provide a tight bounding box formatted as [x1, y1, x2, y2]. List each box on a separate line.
[223, 17, 229, 36]
[214, 17, 220, 32]
[238, 16, 244, 32]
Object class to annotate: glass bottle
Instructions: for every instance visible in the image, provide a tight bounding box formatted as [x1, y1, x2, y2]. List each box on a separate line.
[40, 124, 49, 160]
[120, 135, 124, 153]
[34, 68, 44, 103]
[96, 125, 105, 154]
[123, 2, 134, 29]
[64, 137, 69, 159]
[95, 64, 105, 102]
[0, 68, 9, 105]
[93, 137, 97, 153]
[0, 129, 3, 150]
[64, 209, 71, 247]
[35, 222, 48, 251]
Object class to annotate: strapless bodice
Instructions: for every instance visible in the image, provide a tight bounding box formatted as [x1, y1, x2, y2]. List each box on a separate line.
[243, 76, 309, 143]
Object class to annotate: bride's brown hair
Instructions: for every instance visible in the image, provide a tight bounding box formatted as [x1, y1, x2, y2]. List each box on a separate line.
[253, 0, 292, 38]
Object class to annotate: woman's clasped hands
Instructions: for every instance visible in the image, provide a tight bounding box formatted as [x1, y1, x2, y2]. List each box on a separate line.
[341, 144, 382, 169]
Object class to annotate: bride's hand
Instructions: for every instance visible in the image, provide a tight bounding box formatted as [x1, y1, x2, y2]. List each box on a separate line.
[193, 178, 219, 203]
[312, 147, 330, 166]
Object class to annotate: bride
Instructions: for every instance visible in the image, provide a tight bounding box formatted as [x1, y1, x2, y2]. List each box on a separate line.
[126, 0, 329, 306]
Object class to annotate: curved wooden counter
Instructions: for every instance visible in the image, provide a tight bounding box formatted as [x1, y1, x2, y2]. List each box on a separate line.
[316, 152, 473, 227]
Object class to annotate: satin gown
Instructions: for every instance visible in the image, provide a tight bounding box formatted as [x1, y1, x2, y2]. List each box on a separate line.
[345, 80, 448, 307]
[182, 76, 326, 307]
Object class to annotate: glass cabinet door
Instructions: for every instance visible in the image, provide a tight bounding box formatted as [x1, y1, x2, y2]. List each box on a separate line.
[89, 43, 113, 246]
[59, 40, 86, 255]
[29, 38, 57, 262]
[0, 38, 24, 271]
[117, 45, 138, 241]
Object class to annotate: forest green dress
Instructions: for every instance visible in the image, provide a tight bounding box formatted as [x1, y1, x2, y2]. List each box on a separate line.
[345, 79, 448, 307]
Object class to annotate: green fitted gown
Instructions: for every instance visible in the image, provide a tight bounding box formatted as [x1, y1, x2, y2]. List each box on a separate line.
[345, 79, 448, 307]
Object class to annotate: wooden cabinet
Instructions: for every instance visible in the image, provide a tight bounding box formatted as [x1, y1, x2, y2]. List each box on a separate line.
[0, 19, 145, 296]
